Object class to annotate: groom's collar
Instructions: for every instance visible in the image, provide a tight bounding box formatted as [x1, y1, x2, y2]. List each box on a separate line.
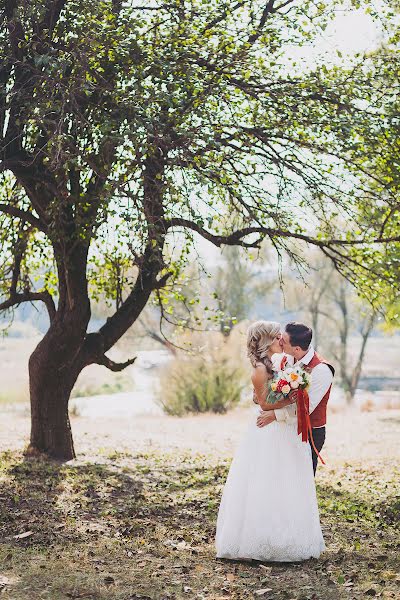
[297, 346, 315, 366]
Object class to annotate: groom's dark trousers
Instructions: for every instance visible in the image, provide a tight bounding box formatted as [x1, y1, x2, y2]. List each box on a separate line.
[310, 427, 326, 476]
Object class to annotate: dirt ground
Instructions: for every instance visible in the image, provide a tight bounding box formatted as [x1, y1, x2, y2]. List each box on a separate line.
[0, 407, 399, 600]
[2, 405, 400, 467]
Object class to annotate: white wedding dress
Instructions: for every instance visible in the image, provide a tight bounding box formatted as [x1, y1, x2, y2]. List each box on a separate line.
[215, 406, 325, 562]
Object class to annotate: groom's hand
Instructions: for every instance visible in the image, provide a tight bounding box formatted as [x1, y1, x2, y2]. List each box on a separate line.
[257, 411, 276, 428]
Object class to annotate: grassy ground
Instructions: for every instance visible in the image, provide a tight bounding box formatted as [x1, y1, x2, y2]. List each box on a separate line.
[0, 446, 399, 600]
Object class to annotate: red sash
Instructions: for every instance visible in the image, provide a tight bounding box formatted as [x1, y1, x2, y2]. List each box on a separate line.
[280, 354, 325, 465]
[297, 388, 325, 465]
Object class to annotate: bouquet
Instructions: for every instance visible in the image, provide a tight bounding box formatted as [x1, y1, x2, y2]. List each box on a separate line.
[267, 364, 311, 404]
[269, 360, 325, 465]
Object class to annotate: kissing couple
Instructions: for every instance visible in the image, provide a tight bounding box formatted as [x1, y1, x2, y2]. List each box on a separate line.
[216, 321, 335, 562]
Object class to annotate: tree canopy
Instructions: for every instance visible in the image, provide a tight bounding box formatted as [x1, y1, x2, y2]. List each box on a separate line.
[0, 0, 398, 320]
[0, 0, 399, 457]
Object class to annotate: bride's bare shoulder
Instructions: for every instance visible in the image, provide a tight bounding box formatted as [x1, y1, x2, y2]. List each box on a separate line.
[251, 363, 270, 384]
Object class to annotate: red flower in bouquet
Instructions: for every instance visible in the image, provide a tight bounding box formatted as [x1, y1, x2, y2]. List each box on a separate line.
[276, 378, 290, 393]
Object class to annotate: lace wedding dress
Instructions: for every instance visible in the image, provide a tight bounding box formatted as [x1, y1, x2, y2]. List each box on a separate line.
[215, 406, 325, 562]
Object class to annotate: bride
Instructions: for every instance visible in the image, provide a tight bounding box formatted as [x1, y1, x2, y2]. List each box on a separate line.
[215, 320, 325, 562]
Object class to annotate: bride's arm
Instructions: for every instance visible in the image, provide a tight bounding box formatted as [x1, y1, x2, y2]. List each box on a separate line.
[262, 395, 297, 411]
[252, 366, 296, 411]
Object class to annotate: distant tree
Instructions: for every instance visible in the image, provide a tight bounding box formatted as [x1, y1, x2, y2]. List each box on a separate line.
[214, 246, 275, 337]
[286, 255, 377, 403]
[330, 279, 377, 403]
[1, 1, 399, 458]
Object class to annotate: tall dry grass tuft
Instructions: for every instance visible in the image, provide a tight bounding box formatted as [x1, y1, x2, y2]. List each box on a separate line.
[360, 398, 375, 412]
[157, 328, 248, 416]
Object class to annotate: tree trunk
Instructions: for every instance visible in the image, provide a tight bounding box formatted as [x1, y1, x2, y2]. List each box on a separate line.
[27, 329, 84, 461]
[311, 309, 319, 350]
[344, 387, 354, 405]
[347, 311, 376, 404]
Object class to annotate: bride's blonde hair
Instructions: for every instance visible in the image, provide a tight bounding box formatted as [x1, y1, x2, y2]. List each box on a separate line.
[247, 320, 281, 374]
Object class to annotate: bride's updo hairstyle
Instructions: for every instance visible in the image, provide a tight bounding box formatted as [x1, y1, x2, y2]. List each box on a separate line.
[247, 320, 281, 375]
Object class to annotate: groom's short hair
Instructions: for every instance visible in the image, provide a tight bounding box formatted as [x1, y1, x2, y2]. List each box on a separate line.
[285, 322, 312, 350]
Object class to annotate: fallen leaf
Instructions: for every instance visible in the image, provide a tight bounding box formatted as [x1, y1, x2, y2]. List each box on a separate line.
[195, 565, 206, 573]
[226, 573, 235, 582]
[381, 571, 397, 580]
[66, 593, 95, 599]
[13, 531, 33, 539]
[177, 541, 188, 550]
[255, 589, 272, 596]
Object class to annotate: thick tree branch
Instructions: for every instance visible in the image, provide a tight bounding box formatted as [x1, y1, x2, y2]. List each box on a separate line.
[79, 145, 170, 363]
[0, 290, 56, 322]
[250, 0, 275, 38]
[0, 203, 45, 230]
[248, 0, 296, 43]
[95, 354, 136, 372]
[165, 218, 400, 247]
[166, 218, 264, 248]
[41, 0, 67, 34]
[201, 1, 246, 33]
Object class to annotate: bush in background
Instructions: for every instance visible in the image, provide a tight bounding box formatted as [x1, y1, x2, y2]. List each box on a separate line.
[158, 330, 247, 416]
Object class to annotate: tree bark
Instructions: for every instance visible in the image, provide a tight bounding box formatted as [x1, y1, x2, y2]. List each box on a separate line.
[27, 329, 82, 460]
[27, 244, 91, 460]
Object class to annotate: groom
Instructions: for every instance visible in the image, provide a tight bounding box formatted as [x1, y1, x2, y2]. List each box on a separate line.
[257, 322, 335, 475]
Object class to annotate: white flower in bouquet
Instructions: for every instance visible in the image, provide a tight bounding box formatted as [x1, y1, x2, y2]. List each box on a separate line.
[267, 363, 312, 404]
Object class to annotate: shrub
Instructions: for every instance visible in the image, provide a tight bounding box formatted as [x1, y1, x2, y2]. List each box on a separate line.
[158, 345, 246, 416]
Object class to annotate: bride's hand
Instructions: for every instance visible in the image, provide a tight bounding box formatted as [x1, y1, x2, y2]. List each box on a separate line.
[257, 411, 276, 428]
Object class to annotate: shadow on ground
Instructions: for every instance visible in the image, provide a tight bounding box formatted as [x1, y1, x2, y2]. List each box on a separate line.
[0, 450, 399, 600]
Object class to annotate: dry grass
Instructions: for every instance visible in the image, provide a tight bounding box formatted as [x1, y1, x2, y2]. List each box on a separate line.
[0, 441, 399, 600]
[0, 336, 133, 405]
[158, 353, 245, 416]
[360, 399, 375, 412]
[0, 387, 29, 406]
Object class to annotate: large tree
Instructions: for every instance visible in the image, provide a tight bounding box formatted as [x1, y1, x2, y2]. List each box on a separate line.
[1, 0, 399, 459]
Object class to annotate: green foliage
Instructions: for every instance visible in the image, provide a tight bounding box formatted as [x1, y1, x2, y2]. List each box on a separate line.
[158, 350, 245, 416]
[1, 0, 399, 320]
[70, 374, 131, 398]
